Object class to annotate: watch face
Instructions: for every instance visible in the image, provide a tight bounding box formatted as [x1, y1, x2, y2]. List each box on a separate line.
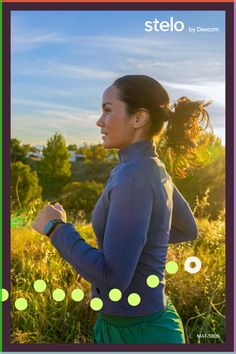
[44, 220, 54, 235]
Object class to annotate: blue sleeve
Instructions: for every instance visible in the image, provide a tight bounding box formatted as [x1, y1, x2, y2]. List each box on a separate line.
[168, 185, 198, 243]
[50, 173, 153, 292]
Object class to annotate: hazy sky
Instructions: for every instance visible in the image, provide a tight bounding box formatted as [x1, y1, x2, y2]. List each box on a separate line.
[11, 10, 225, 146]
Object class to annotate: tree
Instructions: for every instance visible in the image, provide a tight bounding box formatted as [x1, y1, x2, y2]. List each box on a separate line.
[59, 180, 104, 221]
[78, 143, 108, 162]
[38, 133, 71, 199]
[11, 138, 27, 163]
[68, 144, 78, 151]
[174, 154, 225, 220]
[170, 134, 225, 220]
[72, 143, 118, 184]
[11, 138, 37, 163]
[10, 161, 42, 211]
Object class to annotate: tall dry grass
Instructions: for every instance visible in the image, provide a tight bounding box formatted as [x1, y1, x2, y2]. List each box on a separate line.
[10, 211, 225, 344]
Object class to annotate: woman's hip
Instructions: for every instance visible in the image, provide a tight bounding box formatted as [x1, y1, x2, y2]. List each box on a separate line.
[92, 296, 185, 344]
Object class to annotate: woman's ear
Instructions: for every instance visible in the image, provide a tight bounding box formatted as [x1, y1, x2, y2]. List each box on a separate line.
[133, 109, 150, 129]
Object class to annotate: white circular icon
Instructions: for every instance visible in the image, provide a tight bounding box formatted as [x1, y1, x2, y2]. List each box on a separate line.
[184, 256, 201, 274]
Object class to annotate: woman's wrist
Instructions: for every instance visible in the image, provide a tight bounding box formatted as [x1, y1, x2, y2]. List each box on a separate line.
[49, 222, 66, 238]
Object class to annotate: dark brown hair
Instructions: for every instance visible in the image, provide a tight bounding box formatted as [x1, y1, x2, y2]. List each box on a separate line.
[113, 75, 212, 178]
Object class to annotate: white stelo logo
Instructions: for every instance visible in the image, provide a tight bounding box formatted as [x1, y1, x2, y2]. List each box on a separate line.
[145, 17, 185, 32]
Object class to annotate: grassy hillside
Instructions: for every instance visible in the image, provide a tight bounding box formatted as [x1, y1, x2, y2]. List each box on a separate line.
[10, 213, 225, 344]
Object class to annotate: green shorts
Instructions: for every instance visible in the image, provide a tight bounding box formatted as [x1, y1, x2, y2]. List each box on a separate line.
[92, 296, 185, 344]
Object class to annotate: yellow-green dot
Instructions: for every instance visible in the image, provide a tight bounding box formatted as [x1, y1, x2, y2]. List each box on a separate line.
[109, 288, 122, 302]
[34, 279, 47, 293]
[15, 298, 28, 311]
[128, 293, 141, 306]
[90, 297, 103, 311]
[52, 289, 65, 302]
[166, 261, 178, 274]
[71, 289, 84, 302]
[146, 275, 160, 288]
[1, 288, 9, 302]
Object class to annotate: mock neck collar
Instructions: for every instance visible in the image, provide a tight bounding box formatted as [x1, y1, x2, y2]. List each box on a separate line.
[118, 140, 157, 163]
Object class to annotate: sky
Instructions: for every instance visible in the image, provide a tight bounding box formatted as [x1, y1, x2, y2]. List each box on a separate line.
[11, 10, 225, 146]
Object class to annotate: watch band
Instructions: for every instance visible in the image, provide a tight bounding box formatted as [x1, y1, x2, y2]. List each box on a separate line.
[44, 219, 66, 237]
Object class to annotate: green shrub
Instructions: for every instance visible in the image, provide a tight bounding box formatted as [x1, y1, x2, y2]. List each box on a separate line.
[59, 181, 104, 222]
[10, 161, 42, 212]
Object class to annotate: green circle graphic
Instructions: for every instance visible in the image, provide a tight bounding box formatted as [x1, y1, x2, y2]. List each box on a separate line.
[109, 288, 122, 302]
[146, 275, 160, 288]
[34, 279, 47, 293]
[128, 293, 141, 306]
[165, 261, 178, 274]
[15, 298, 28, 311]
[71, 289, 84, 302]
[90, 298, 103, 311]
[1, 288, 9, 302]
[52, 288, 65, 302]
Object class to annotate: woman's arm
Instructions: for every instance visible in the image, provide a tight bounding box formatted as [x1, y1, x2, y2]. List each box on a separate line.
[50, 171, 153, 292]
[168, 184, 198, 243]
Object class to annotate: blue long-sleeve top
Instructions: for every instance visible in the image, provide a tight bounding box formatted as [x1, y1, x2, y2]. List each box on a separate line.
[51, 140, 198, 316]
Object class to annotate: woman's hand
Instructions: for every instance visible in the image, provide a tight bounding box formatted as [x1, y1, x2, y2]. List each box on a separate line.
[32, 203, 67, 235]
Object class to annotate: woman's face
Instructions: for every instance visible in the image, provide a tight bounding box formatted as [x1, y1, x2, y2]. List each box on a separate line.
[96, 85, 136, 149]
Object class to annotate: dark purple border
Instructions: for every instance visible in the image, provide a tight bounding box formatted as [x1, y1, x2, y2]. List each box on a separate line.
[234, 1, 236, 353]
[2, 2, 234, 352]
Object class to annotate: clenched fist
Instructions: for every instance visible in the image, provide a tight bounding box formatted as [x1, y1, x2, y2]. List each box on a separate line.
[32, 203, 67, 235]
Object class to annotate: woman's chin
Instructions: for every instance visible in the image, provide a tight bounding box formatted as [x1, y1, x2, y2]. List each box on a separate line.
[103, 142, 112, 149]
[102, 138, 114, 149]
[102, 138, 109, 149]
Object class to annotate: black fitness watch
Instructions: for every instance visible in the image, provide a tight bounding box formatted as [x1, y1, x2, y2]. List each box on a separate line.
[44, 219, 66, 237]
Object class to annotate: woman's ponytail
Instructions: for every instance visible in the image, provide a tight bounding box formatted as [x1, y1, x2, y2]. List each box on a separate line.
[159, 97, 213, 178]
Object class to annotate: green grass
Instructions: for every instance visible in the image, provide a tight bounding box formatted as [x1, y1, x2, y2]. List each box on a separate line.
[166, 214, 225, 343]
[11, 224, 97, 343]
[10, 214, 225, 344]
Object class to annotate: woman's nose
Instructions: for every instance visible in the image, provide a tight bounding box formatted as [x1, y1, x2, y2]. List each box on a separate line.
[96, 115, 104, 127]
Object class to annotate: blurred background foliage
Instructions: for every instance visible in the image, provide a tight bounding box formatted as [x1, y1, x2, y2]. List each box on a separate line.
[10, 131, 225, 222]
